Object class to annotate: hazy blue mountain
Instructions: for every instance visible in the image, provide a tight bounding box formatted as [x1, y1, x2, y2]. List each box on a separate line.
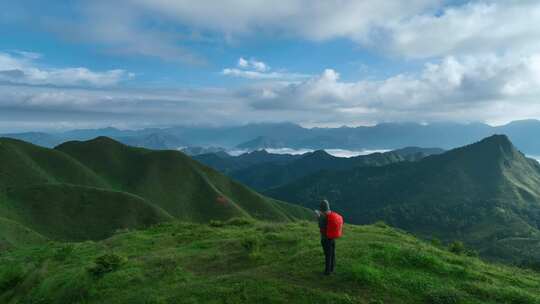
[5, 120, 540, 154]
[165, 122, 307, 148]
[497, 119, 540, 155]
[61, 127, 140, 140]
[180, 146, 227, 156]
[267, 135, 540, 265]
[236, 136, 286, 149]
[115, 133, 184, 150]
[0, 132, 63, 148]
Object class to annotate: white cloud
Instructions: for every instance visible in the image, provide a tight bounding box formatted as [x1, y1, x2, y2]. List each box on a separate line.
[3, 53, 540, 131]
[229, 147, 390, 157]
[129, 0, 436, 40]
[124, 0, 540, 59]
[11, 1, 205, 65]
[238, 57, 249, 68]
[0, 51, 132, 87]
[377, 1, 540, 58]
[222, 68, 277, 80]
[4, 1, 540, 130]
[9, 1, 540, 62]
[236, 57, 268, 72]
[246, 53, 540, 123]
[249, 60, 268, 72]
[223, 57, 309, 80]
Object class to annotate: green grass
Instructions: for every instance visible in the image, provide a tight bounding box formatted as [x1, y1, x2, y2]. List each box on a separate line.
[0, 217, 46, 249]
[1, 221, 539, 304]
[55, 137, 313, 223]
[0, 137, 108, 189]
[1, 184, 172, 241]
[0, 137, 311, 242]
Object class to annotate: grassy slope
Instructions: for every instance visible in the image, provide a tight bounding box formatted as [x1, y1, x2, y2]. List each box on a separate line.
[2, 184, 172, 241]
[0, 137, 108, 189]
[0, 137, 311, 242]
[267, 135, 540, 264]
[1, 221, 539, 304]
[0, 138, 173, 242]
[56, 137, 312, 223]
[0, 217, 46, 249]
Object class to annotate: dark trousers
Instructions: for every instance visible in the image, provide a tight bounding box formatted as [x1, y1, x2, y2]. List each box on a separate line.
[321, 238, 335, 273]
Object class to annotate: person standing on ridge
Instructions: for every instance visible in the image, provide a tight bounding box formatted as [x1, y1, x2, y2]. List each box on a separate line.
[315, 199, 343, 276]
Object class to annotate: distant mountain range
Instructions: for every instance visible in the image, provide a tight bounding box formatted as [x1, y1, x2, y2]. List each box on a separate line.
[4, 119, 540, 154]
[267, 135, 540, 265]
[194, 147, 444, 191]
[0, 137, 310, 245]
[236, 136, 286, 150]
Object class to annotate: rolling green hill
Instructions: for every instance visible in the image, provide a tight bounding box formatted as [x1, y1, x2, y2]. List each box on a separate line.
[0, 137, 108, 189]
[0, 137, 311, 243]
[55, 137, 311, 223]
[1, 220, 539, 304]
[267, 135, 540, 265]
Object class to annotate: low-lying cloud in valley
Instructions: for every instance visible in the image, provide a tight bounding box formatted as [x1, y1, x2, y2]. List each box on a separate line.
[228, 148, 390, 158]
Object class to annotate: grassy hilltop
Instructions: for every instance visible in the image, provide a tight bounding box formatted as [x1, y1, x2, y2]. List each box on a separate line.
[1, 220, 539, 304]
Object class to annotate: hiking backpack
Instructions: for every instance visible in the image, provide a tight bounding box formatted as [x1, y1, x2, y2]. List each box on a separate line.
[326, 211, 344, 239]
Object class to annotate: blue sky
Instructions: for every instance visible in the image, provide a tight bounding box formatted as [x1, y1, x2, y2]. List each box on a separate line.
[1, 1, 540, 132]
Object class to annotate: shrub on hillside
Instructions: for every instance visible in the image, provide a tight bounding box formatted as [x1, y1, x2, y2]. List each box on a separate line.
[465, 248, 479, 258]
[241, 236, 260, 252]
[373, 221, 389, 228]
[226, 217, 254, 227]
[447, 241, 478, 257]
[240, 235, 262, 260]
[209, 220, 224, 227]
[87, 253, 125, 278]
[0, 265, 24, 293]
[430, 237, 442, 248]
[53, 244, 75, 261]
[448, 241, 466, 255]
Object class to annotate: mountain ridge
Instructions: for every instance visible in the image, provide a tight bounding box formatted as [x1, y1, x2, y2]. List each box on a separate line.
[267, 134, 540, 265]
[222, 147, 441, 191]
